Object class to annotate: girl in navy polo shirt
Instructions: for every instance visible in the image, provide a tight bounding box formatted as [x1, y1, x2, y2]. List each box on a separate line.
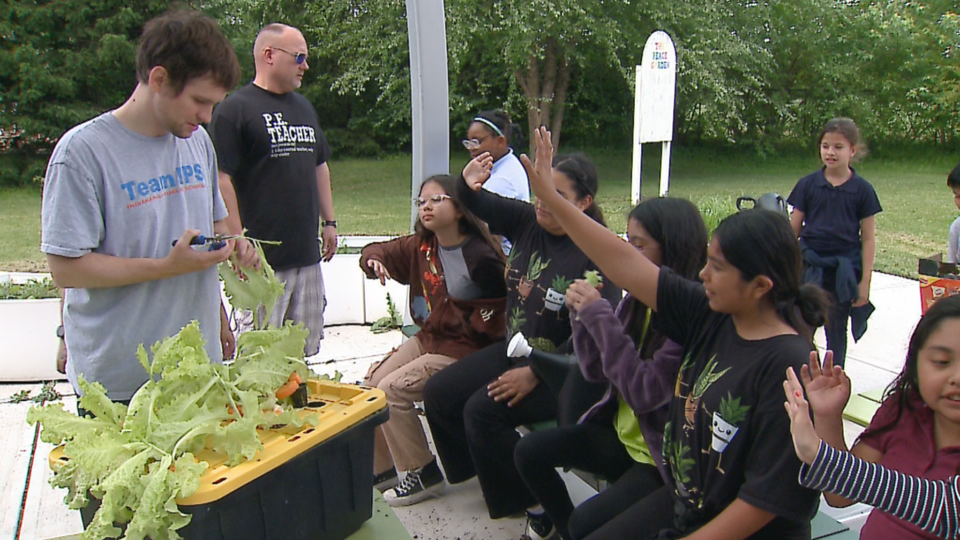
[787, 118, 882, 367]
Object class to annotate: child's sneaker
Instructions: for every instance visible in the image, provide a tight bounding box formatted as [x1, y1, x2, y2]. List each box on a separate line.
[373, 467, 399, 491]
[383, 459, 445, 506]
[522, 510, 556, 540]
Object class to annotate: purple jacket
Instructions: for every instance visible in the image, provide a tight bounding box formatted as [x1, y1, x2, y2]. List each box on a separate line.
[571, 294, 683, 484]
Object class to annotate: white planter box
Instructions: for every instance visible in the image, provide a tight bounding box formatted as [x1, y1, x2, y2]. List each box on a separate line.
[0, 297, 64, 382]
[0, 272, 64, 382]
[321, 251, 410, 326]
[320, 236, 410, 326]
[322, 254, 366, 325]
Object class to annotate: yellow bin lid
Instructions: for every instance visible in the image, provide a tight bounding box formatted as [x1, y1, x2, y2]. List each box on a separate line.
[48, 379, 386, 505]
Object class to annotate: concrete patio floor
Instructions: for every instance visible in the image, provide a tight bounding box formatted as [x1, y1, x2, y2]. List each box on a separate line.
[0, 271, 921, 539]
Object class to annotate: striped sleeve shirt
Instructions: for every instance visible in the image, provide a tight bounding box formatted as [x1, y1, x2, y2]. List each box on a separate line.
[799, 441, 959, 539]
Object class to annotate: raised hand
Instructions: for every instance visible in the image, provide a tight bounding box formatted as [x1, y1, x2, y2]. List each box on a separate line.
[799, 349, 851, 420]
[783, 367, 821, 465]
[463, 152, 494, 191]
[520, 127, 559, 205]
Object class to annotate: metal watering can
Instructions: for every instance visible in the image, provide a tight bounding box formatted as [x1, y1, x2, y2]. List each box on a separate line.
[736, 193, 789, 218]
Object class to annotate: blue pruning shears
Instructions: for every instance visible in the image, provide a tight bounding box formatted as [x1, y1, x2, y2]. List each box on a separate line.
[170, 234, 241, 250]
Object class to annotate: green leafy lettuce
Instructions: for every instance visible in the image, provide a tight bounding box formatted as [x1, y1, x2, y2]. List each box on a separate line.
[28, 320, 316, 540]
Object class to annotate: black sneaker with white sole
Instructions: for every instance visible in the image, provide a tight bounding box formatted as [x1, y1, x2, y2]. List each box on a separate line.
[383, 459, 445, 506]
[373, 467, 399, 491]
[522, 510, 556, 540]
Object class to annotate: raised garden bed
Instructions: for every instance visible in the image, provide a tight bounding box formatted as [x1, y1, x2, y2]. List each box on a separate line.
[0, 273, 64, 382]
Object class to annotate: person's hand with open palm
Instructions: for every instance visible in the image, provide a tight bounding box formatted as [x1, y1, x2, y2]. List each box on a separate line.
[799, 350, 851, 420]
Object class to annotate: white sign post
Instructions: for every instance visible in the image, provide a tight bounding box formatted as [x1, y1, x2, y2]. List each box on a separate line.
[631, 31, 677, 203]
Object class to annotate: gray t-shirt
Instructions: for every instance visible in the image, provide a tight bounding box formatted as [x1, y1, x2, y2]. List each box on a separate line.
[949, 216, 960, 264]
[437, 242, 483, 300]
[41, 112, 227, 400]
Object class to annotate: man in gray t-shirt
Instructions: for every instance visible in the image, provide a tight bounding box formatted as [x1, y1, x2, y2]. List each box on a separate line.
[40, 11, 255, 401]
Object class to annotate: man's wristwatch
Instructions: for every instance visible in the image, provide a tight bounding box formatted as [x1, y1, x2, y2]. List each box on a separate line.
[56, 325, 65, 339]
[322, 220, 338, 228]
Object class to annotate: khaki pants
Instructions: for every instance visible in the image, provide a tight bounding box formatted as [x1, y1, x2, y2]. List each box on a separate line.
[364, 336, 456, 473]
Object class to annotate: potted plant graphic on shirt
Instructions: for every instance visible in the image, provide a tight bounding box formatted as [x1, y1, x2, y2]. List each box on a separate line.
[712, 393, 749, 452]
[684, 356, 730, 427]
[518, 253, 549, 299]
[507, 306, 527, 338]
[544, 275, 573, 312]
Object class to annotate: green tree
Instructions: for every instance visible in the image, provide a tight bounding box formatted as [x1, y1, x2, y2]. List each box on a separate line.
[0, 0, 179, 184]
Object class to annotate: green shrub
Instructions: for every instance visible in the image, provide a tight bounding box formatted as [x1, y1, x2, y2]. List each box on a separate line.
[0, 154, 49, 187]
[0, 278, 60, 300]
[325, 128, 383, 158]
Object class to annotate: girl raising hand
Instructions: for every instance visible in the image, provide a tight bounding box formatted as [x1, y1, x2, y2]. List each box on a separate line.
[522, 127, 830, 540]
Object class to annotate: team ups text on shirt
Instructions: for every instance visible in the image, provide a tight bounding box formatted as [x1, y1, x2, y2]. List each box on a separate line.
[263, 112, 316, 158]
[121, 163, 206, 209]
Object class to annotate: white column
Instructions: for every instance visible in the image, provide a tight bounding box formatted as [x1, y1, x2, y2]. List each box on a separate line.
[630, 65, 643, 205]
[406, 0, 450, 231]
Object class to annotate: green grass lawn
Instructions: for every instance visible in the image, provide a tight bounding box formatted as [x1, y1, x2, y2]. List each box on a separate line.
[3, 148, 956, 277]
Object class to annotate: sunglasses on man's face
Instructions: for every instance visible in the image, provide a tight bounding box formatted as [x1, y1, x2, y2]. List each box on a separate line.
[272, 47, 307, 65]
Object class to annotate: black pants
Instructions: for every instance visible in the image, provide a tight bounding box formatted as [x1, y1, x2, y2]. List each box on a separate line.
[515, 421, 662, 539]
[576, 484, 675, 540]
[822, 268, 852, 368]
[423, 341, 559, 518]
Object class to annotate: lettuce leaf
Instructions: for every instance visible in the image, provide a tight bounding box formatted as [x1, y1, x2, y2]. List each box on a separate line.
[219, 239, 284, 329]
[28, 317, 317, 540]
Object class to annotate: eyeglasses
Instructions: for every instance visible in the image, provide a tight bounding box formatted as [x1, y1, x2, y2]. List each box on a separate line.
[415, 194, 452, 207]
[461, 134, 494, 150]
[271, 47, 308, 65]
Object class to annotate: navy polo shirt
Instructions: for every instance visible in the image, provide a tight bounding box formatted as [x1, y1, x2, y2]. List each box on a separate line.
[787, 168, 882, 254]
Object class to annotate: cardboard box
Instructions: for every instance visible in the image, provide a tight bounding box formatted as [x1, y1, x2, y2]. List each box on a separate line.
[52, 380, 388, 540]
[918, 254, 960, 313]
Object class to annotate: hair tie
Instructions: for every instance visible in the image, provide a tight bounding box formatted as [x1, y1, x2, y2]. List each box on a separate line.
[473, 116, 504, 138]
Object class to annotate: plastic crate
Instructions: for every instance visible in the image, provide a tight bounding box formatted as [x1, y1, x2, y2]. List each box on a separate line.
[50, 380, 388, 540]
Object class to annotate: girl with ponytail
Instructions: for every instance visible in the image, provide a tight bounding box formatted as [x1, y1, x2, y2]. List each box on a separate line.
[519, 127, 830, 540]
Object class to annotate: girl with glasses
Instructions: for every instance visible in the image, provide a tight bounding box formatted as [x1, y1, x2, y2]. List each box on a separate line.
[420, 151, 622, 518]
[464, 110, 530, 205]
[361, 175, 507, 504]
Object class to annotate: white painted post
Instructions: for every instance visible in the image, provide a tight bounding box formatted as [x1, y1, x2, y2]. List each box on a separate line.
[405, 0, 450, 231]
[631, 66, 643, 205]
[632, 31, 677, 201]
[660, 141, 671, 197]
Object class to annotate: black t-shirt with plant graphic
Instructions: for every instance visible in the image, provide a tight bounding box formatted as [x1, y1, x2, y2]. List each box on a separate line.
[655, 268, 818, 539]
[456, 179, 621, 348]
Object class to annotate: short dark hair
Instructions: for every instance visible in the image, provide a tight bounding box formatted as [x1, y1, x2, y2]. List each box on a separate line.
[136, 10, 241, 95]
[947, 162, 960, 189]
[713, 209, 829, 341]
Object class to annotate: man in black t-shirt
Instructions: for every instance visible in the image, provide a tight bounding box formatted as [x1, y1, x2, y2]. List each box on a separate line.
[210, 23, 336, 356]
